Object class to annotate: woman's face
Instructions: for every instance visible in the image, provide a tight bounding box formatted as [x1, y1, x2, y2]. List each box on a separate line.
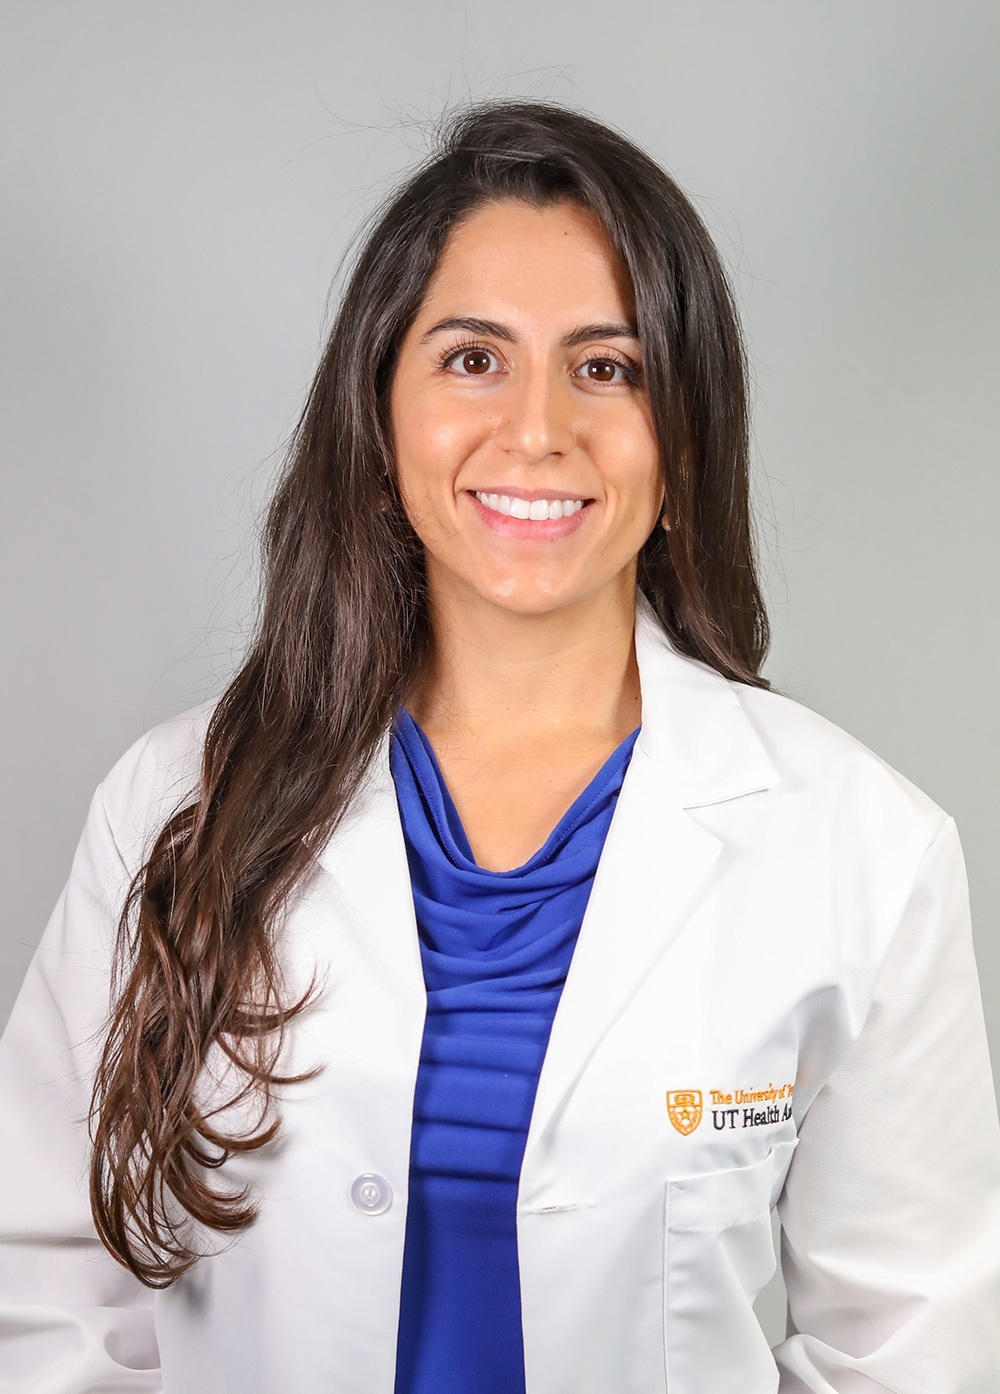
[388, 198, 662, 621]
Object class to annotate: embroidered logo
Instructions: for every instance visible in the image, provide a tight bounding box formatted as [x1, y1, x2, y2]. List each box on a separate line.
[666, 1089, 703, 1135]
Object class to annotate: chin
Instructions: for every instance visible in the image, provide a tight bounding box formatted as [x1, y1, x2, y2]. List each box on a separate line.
[471, 578, 598, 619]
[434, 557, 629, 619]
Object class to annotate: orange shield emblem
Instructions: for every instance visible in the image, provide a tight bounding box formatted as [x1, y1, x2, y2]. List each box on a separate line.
[666, 1089, 703, 1136]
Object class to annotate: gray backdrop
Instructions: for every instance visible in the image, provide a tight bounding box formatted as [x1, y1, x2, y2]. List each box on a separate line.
[2, 0, 998, 1347]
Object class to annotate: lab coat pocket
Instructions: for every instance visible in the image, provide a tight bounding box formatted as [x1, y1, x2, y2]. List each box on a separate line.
[664, 1137, 797, 1394]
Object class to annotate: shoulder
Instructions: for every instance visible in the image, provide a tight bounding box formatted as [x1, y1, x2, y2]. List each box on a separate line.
[636, 598, 950, 860]
[17, 701, 219, 991]
[729, 676, 951, 851]
[95, 698, 217, 873]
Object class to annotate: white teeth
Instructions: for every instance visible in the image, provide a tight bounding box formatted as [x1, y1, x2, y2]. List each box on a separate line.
[474, 492, 585, 521]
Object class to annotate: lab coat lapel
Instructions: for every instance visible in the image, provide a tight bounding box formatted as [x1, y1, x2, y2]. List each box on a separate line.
[523, 595, 781, 1159]
[312, 735, 424, 1006]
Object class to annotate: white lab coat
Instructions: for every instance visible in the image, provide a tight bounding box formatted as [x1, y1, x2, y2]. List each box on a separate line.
[1, 593, 999, 1393]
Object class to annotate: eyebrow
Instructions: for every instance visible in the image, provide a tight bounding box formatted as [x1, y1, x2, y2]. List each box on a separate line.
[417, 315, 640, 347]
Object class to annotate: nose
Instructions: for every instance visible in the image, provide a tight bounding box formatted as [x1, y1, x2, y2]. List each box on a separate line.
[495, 359, 575, 465]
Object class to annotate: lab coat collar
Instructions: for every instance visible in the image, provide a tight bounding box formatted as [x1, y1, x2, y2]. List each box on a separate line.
[631, 589, 780, 807]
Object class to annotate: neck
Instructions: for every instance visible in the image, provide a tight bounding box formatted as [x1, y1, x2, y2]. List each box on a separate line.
[407, 573, 641, 749]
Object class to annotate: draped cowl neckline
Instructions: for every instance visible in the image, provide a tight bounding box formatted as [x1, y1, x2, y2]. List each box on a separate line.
[390, 707, 642, 965]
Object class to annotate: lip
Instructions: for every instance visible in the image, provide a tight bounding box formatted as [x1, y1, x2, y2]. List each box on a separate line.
[465, 489, 594, 540]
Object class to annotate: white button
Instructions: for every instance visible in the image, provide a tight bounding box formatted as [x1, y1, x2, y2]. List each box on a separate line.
[350, 1172, 393, 1215]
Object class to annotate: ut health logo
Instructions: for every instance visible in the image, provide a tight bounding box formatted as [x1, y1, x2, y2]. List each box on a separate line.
[666, 1089, 703, 1135]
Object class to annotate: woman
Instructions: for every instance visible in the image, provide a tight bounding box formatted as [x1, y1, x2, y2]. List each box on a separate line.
[0, 99, 997, 1394]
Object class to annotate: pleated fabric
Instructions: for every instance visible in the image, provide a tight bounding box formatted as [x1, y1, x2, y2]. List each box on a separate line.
[389, 707, 640, 1394]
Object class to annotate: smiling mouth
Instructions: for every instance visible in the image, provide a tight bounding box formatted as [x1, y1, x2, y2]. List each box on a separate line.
[472, 490, 588, 521]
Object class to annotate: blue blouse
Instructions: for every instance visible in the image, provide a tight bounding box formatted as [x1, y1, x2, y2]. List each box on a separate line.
[389, 709, 640, 1394]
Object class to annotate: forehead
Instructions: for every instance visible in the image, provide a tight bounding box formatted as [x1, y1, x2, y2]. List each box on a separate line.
[417, 198, 636, 321]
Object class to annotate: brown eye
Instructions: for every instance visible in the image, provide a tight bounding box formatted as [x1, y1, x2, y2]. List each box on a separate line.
[440, 344, 500, 375]
[576, 354, 642, 387]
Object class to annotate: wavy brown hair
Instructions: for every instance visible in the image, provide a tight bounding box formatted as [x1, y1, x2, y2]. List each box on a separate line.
[89, 97, 772, 1285]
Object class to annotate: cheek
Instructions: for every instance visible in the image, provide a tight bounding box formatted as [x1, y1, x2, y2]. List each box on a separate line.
[603, 430, 661, 517]
[395, 401, 482, 501]
[593, 407, 657, 467]
[393, 423, 468, 545]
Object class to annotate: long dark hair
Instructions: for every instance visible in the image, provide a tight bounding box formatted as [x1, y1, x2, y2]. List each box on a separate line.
[89, 97, 771, 1285]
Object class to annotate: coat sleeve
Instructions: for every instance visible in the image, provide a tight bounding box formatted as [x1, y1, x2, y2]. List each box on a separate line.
[0, 766, 162, 1391]
[773, 814, 1000, 1392]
